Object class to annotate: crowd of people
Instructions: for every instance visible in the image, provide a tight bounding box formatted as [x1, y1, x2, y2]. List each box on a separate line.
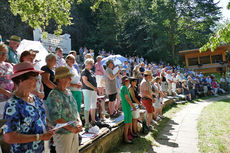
[0, 35, 230, 153]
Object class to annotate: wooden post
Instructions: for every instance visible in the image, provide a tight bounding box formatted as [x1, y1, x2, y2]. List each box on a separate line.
[185, 55, 189, 67]
[223, 50, 226, 62]
[210, 55, 212, 64]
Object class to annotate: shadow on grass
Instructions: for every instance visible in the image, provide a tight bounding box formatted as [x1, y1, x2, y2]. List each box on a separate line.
[151, 118, 179, 150]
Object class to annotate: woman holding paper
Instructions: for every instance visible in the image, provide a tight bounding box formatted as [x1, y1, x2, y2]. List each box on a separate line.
[46, 66, 82, 153]
[3, 62, 55, 153]
[105, 60, 121, 117]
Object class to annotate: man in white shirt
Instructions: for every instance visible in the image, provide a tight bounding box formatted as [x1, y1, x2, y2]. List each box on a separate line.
[166, 70, 173, 96]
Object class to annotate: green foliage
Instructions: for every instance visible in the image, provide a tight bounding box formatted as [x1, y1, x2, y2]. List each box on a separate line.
[2, 0, 222, 64]
[200, 2, 230, 52]
[200, 23, 230, 52]
[8, 0, 74, 35]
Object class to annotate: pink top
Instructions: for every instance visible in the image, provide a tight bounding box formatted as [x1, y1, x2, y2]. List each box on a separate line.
[212, 81, 219, 89]
[95, 62, 105, 76]
[0, 62, 14, 101]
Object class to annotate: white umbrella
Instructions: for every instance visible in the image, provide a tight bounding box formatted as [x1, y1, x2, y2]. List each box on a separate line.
[101, 54, 127, 66]
[17, 39, 49, 68]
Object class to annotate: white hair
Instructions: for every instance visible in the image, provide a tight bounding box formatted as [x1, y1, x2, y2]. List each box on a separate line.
[84, 58, 94, 66]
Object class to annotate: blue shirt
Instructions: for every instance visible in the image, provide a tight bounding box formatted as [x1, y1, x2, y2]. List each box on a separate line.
[7, 47, 19, 64]
[123, 64, 129, 74]
[73, 63, 80, 74]
[3, 96, 47, 153]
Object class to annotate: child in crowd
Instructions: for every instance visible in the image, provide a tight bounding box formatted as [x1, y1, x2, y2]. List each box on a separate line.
[120, 76, 137, 144]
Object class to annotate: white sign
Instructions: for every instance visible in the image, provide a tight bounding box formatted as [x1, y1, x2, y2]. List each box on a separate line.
[33, 28, 71, 54]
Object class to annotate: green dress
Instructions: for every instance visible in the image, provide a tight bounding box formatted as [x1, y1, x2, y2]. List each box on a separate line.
[120, 85, 132, 123]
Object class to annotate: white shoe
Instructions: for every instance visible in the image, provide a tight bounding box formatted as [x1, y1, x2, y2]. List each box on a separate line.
[151, 120, 158, 125]
[156, 116, 161, 121]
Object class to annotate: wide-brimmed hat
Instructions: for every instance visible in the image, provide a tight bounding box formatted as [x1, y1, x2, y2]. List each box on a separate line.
[129, 77, 138, 82]
[54, 66, 74, 81]
[96, 55, 103, 60]
[122, 76, 129, 84]
[7, 35, 21, 42]
[144, 70, 152, 76]
[11, 62, 44, 79]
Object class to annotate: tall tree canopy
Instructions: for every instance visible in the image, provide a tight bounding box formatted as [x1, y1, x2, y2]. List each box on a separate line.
[0, 0, 222, 64]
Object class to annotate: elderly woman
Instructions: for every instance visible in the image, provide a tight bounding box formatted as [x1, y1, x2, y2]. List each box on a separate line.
[0, 43, 14, 102]
[3, 62, 55, 153]
[41, 53, 56, 100]
[46, 66, 82, 153]
[19, 50, 44, 100]
[66, 55, 82, 114]
[81, 58, 98, 131]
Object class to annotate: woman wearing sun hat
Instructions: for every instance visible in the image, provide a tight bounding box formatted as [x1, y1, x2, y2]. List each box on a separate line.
[46, 66, 82, 153]
[3, 62, 56, 153]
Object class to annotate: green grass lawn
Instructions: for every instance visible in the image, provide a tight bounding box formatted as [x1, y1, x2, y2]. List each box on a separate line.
[198, 98, 230, 153]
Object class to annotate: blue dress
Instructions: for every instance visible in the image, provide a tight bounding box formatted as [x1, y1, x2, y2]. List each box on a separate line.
[3, 96, 47, 153]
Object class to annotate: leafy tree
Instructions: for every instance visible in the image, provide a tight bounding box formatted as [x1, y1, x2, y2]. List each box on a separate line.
[1, 0, 223, 64]
[151, 0, 221, 63]
[200, 2, 230, 52]
[8, 0, 74, 35]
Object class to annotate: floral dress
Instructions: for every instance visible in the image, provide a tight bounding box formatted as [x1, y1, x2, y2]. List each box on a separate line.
[0, 62, 14, 101]
[3, 96, 47, 153]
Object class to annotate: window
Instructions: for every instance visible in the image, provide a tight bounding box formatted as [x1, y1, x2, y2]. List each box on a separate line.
[212, 55, 223, 63]
[200, 56, 210, 64]
[188, 57, 198, 66]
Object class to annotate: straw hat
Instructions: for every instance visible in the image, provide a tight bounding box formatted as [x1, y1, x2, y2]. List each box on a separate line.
[54, 66, 74, 81]
[7, 35, 21, 42]
[144, 70, 152, 76]
[11, 62, 44, 79]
